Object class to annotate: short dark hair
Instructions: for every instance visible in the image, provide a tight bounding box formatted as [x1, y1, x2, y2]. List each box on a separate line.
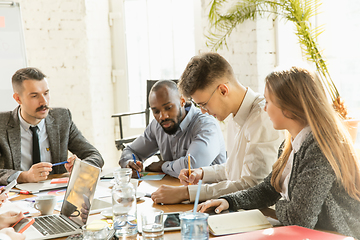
[178, 52, 234, 98]
[12, 67, 46, 93]
[150, 80, 179, 96]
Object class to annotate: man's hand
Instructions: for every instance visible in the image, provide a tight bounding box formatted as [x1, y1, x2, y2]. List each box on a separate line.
[0, 211, 24, 229]
[126, 160, 143, 178]
[80, 203, 90, 224]
[17, 162, 52, 183]
[145, 160, 165, 172]
[179, 168, 203, 185]
[64, 155, 77, 173]
[0, 228, 25, 240]
[151, 185, 189, 204]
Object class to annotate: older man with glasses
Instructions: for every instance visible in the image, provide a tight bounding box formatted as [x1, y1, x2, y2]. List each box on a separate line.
[151, 52, 283, 205]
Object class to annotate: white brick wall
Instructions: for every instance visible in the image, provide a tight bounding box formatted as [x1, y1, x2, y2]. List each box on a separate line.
[19, 0, 116, 168]
[199, 0, 276, 148]
[16, 0, 277, 164]
[199, 0, 276, 93]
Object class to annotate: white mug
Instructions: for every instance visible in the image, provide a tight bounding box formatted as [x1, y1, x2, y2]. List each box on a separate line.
[34, 195, 57, 215]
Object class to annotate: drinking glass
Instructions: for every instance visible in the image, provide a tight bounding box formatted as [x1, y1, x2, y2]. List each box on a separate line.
[141, 209, 164, 240]
[180, 212, 209, 240]
[82, 221, 109, 240]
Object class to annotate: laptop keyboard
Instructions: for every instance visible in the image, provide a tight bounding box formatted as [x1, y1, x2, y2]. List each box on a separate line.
[33, 215, 77, 236]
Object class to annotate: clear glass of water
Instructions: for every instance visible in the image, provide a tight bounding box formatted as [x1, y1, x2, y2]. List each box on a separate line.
[141, 209, 164, 239]
[81, 221, 109, 240]
[113, 168, 132, 185]
[180, 212, 209, 240]
[112, 168, 138, 238]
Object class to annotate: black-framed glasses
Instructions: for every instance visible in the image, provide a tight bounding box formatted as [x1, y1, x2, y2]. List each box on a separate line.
[192, 84, 220, 111]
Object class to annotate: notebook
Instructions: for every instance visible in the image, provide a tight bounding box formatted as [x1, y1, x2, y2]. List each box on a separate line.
[23, 159, 101, 240]
[211, 225, 355, 240]
[208, 209, 272, 236]
[16, 178, 68, 193]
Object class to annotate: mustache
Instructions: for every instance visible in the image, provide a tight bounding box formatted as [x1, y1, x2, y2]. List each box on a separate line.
[160, 119, 175, 126]
[36, 105, 52, 112]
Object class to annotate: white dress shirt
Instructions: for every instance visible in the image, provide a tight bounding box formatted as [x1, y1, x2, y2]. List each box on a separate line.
[280, 125, 311, 200]
[187, 87, 284, 202]
[18, 110, 52, 170]
[7, 109, 52, 182]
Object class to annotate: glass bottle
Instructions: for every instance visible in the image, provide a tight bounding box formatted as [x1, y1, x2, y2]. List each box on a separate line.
[112, 168, 138, 238]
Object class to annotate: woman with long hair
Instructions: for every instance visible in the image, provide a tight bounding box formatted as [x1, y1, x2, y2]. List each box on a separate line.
[197, 65, 360, 239]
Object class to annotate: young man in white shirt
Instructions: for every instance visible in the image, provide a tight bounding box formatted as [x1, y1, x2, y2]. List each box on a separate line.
[151, 52, 283, 204]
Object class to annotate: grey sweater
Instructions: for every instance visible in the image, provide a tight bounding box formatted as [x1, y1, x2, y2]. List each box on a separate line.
[222, 133, 360, 239]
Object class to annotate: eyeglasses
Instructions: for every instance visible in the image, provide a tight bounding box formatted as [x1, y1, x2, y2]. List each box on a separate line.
[192, 84, 220, 111]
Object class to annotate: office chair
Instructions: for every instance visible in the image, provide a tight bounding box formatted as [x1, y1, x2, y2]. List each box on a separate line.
[112, 79, 178, 151]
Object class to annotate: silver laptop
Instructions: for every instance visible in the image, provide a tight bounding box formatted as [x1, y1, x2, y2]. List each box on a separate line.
[23, 159, 101, 240]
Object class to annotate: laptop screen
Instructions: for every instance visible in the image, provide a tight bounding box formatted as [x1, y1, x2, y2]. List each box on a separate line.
[60, 159, 101, 226]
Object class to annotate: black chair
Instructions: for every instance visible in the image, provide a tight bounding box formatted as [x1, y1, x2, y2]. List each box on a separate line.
[112, 79, 178, 150]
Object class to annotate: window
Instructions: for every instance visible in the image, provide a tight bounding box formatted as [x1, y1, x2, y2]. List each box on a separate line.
[124, 0, 198, 127]
[276, 0, 360, 146]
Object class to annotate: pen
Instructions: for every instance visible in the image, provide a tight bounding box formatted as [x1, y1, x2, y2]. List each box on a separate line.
[9, 189, 31, 195]
[52, 161, 68, 167]
[25, 197, 36, 202]
[188, 154, 191, 185]
[132, 154, 141, 179]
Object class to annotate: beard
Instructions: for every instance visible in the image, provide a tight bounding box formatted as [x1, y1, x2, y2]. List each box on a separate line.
[160, 107, 182, 135]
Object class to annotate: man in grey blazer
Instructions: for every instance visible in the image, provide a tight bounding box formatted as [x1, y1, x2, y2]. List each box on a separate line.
[0, 67, 104, 185]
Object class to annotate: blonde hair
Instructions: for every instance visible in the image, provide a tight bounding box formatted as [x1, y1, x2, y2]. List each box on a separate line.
[266, 66, 360, 201]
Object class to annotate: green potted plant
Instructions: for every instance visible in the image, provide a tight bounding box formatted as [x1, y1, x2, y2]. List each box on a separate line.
[206, 0, 359, 141]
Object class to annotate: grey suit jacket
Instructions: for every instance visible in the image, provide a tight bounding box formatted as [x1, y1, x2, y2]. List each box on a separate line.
[0, 106, 104, 185]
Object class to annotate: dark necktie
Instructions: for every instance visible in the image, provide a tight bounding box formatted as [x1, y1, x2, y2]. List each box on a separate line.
[29, 126, 41, 164]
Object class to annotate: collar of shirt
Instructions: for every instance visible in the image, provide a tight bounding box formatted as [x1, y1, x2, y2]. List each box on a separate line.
[177, 102, 196, 134]
[233, 87, 262, 127]
[18, 107, 45, 132]
[291, 125, 312, 153]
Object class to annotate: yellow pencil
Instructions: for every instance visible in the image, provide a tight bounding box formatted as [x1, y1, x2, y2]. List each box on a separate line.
[188, 154, 191, 185]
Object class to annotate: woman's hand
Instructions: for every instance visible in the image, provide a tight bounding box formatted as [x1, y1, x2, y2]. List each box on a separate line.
[0, 187, 8, 207]
[0, 228, 25, 240]
[0, 211, 24, 229]
[197, 199, 229, 214]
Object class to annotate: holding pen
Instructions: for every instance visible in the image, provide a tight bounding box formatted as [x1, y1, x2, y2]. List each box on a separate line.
[52, 160, 68, 167]
[132, 154, 141, 179]
[188, 154, 191, 185]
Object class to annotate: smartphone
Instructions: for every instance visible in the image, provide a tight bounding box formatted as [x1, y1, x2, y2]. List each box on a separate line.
[0, 179, 17, 196]
[163, 212, 181, 231]
[12, 217, 35, 233]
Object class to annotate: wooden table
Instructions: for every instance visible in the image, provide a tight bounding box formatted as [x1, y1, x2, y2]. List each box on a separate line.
[11, 173, 347, 239]
[11, 174, 276, 239]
